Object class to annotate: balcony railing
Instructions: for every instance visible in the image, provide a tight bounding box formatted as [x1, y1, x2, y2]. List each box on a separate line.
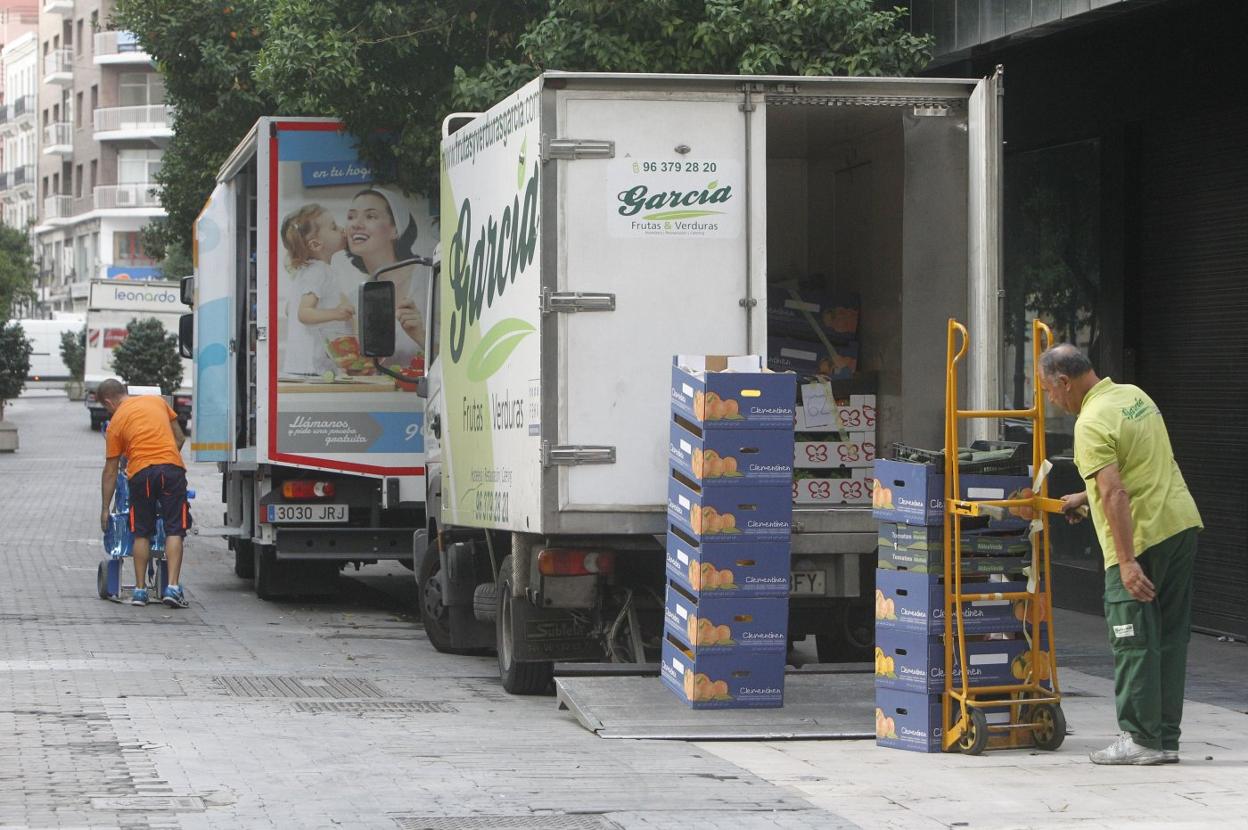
[93, 105, 172, 135]
[43, 122, 72, 152]
[95, 31, 151, 62]
[44, 195, 72, 219]
[12, 165, 34, 187]
[94, 183, 161, 210]
[44, 49, 73, 80]
[43, 0, 73, 16]
[0, 172, 8, 190]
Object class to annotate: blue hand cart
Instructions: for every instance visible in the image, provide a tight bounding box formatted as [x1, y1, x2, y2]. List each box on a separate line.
[96, 458, 170, 601]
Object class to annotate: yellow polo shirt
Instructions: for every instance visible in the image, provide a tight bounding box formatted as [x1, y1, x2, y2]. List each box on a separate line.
[1073, 378, 1202, 570]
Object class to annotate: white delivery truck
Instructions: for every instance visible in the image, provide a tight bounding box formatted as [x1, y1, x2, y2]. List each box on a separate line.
[184, 117, 435, 599]
[83, 279, 193, 431]
[17, 316, 84, 381]
[361, 71, 1006, 693]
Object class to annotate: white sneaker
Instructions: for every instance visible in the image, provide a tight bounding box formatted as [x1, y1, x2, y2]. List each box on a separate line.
[1090, 732, 1166, 765]
[1161, 750, 1179, 764]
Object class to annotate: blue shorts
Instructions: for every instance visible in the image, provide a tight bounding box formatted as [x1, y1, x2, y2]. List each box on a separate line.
[129, 464, 191, 539]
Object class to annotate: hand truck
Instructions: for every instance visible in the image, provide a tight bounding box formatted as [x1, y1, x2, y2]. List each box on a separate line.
[941, 318, 1066, 755]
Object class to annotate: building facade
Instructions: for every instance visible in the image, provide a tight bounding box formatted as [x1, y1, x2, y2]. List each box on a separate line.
[0, 30, 36, 231]
[903, 0, 1247, 636]
[33, 0, 168, 314]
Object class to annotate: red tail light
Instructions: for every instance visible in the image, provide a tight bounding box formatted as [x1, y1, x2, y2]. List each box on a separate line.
[282, 480, 335, 499]
[174, 396, 191, 407]
[537, 549, 615, 576]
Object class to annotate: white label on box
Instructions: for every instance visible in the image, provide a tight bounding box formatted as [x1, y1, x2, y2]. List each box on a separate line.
[679, 439, 692, 454]
[672, 656, 684, 672]
[676, 549, 689, 565]
[675, 604, 688, 620]
[678, 495, 690, 510]
[969, 653, 1010, 666]
[800, 382, 837, 429]
[782, 345, 818, 361]
[783, 298, 820, 313]
[682, 383, 694, 397]
[968, 486, 1007, 499]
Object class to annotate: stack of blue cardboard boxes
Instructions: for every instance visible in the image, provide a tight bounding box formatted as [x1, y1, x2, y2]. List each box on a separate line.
[871, 455, 1034, 751]
[765, 287, 860, 380]
[663, 355, 797, 709]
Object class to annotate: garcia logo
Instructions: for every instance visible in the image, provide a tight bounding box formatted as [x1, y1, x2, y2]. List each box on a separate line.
[616, 180, 732, 221]
[447, 154, 539, 379]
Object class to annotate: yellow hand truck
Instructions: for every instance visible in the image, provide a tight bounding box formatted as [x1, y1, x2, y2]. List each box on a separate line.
[941, 318, 1066, 755]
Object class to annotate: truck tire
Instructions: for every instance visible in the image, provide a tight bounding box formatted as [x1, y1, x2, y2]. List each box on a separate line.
[253, 544, 283, 601]
[815, 597, 874, 663]
[232, 538, 255, 579]
[473, 582, 498, 623]
[416, 545, 480, 655]
[496, 555, 553, 695]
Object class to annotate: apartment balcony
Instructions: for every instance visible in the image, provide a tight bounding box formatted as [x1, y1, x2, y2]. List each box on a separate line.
[0, 172, 7, 190]
[44, 49, 74, 85]
[12, 165, 35, 190]
[95, 32, 152, 65]
[43, 122, 73, 156]
[93, 105, 173, 142]
[42, 0, 73, 16]
[94, 183, 161, 210]
[44, 195, 73, 220]
[12, 96, 35, 130]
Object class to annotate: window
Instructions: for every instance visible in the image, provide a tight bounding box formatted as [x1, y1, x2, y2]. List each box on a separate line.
[75, 164, 83, 198]
[114, 231, 156, 267]
[90, 160, 97, 190]
[120, 73, 166, 107]
[75, 235, 90, 279]
[75, 92, 83, 128]
[90, 85, 98, 114]
[118, 149, 162, 185]
[76, 20, 83, 54]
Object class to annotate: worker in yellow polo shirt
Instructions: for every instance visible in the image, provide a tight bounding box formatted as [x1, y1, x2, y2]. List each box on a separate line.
[1039, 344, 1202, 766]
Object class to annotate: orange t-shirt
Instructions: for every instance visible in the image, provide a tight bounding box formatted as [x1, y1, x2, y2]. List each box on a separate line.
[104, 395, 185, 477]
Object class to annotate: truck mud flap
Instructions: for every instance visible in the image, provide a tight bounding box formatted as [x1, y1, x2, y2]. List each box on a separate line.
[275, 528, 416, 560]
[512, 600, 604, 663]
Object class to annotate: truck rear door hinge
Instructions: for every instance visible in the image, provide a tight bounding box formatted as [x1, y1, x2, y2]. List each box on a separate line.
[540, 287, 616, 315]
[542, 442, 616, 467]
[542, 136, 615, 162]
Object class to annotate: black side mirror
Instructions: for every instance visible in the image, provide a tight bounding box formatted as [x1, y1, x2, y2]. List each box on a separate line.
[178, 313, 193, 359]
[180, 275, 195, 307]
[358, 281, 395, 358]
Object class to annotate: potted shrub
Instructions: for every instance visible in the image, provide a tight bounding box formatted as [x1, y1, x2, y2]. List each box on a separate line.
[60, 325, 86, 400]
[0, 321, 32, 452]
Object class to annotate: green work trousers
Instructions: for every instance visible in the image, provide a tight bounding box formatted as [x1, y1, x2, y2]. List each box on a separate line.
[1103, 527, 1198, 751]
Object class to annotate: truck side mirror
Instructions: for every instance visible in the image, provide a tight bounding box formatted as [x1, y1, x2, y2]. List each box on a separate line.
[180, 275, 194, 307]
[358, 280, 395, 358]
[178, 313, 193, 359]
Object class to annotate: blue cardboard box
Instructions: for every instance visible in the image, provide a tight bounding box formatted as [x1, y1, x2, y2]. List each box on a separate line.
[875, 688, 943, 753]
[767, 289, 860, 342]
[871, 459, 1033, 528]
[766, 336, 858, 379]
[671, 356, 797, 431]
[877, 523, 1031, 574]
[661, 634, 786, 709]
[873, 568, 1025, 636]
[668, 472, 793, 542]
[874, 627, 1044, 694]
[666, 527, 791, 598]
[664, 582, 788, 654]
[669, 420, 795, 487]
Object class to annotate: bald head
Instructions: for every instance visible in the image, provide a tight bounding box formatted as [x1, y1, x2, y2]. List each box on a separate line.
[97, 378, 128, 412]
[1039, 344, 1093, 381]
[1037, 344, 1099, 415]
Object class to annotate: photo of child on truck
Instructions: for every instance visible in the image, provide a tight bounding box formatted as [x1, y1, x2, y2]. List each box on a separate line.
[279, 203, 357, 378]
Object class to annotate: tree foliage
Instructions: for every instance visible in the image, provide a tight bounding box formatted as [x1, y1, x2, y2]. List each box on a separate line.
[113, 0, 278, 260]
[111, 318, 184, 395]
[60, 326, 86, 382]
[0, 322, 32, 413]
[0, 222, 36, 319]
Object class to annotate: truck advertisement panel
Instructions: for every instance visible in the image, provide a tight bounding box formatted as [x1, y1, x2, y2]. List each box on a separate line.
[267, 122, 435, 476]
[439, 79, 543, 530]
[191, 183, 234, 462]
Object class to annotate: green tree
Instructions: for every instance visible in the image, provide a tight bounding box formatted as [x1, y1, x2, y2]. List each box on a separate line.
[0, 223, 36, 319]
[158, 243, 194, 281]
[111, 318, 184, 395]
[113, 0, 278, 260]
[60, 326, 86, 382]
[0, 322, 32, 419]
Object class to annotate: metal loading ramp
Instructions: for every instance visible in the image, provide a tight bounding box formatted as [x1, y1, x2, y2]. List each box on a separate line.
[555, 669, 875, 740]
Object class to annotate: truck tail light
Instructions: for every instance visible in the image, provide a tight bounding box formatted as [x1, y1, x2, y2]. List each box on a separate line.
[174, 395, 191, 407]
[282, 480, 335, 499]
[86, 391, 97, 403]
[537, 549, 615, 576]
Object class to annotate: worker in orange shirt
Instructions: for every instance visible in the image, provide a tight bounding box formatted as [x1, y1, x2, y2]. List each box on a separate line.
[97, 378, 191, 608]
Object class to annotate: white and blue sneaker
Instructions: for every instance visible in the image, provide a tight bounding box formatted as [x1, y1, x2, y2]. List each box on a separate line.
[162, 585, 189, 609]
[131, 588, 149, 607]
[1090, 732, 1166, 766]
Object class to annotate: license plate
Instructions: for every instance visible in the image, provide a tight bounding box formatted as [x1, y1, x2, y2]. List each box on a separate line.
[790, 570, 826, 595]
[265, 503, 348, 523]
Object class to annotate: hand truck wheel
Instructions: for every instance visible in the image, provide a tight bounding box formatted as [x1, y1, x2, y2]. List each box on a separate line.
[1030, 702, 1066, 751]
[97, 561, 110, 600]
[958, 707, 989, 755]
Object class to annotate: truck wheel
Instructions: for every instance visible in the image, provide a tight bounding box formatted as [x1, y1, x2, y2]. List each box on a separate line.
[416, 545, 479, 655]
[496, 555, 553, 695]
[815, 598, 874, 663]
[473, 582, 498, 623]
[232, 538, 255, 579]
[253, 544, 284, 601]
